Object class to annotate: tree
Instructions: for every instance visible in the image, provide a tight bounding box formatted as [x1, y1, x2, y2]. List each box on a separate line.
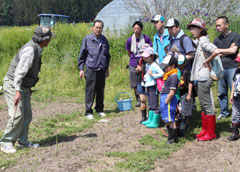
[123, 0, 240, 25]
[0, 0, 13, 25]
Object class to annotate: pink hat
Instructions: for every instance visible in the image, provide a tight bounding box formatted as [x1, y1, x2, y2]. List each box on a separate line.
[235, 53, 240, 62]
[187, 18, 207, 31]
[141, 47, 155, 57]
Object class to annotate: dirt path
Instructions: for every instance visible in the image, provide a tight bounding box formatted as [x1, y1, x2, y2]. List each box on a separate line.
[1, 95, 240, 172]
[154, 138, 240, 172]
[0, 96, 83, 131]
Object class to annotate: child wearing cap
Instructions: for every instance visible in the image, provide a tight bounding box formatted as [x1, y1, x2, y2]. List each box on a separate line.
[160, 54, 179, 144]
[136, 44, 151, 123]
[228, 57, 240, 141]
[177, 54, 194, 136]
[141, 47, 164, 128]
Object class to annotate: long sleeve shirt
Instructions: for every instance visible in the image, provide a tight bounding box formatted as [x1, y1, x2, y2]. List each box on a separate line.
[191, 36, 217, 81]
[78, 33, 111, 71]
[144, 62, 164, 87]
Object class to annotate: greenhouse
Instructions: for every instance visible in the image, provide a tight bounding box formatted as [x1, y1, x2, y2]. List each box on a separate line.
[94, 0, 144, 35]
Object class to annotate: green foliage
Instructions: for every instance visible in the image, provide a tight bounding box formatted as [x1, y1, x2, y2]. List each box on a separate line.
[0, 159, 16, 169]
[0, 0, 113, 26]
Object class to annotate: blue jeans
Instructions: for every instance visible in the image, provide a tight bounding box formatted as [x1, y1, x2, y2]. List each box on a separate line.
[218, 68, 238, 116]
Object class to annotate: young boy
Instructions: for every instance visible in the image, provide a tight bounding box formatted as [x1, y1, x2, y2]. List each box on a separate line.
[177, 54, 193, 136]
[228, 56, 240, 141]
[160, 54, 179, 144]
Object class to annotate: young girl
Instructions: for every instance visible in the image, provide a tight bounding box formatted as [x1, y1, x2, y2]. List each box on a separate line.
[188, 18, 221, 141]
[160, 54, 179, 144]
[136, 44, 151, 123]
[141, 47, 164, 128]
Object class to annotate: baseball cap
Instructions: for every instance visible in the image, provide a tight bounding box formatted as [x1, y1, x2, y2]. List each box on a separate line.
[138, 43, 151, 53]
[178, 54, 186, 65]
[32, 26, 54, 42]
[34, 26, 52, 39]
[187, 18, 207, 31]
[141, 47, 156, 57]
[160, 54, 178, 68]
[165, 18, 180, 28]
[151, 15, 165, 22]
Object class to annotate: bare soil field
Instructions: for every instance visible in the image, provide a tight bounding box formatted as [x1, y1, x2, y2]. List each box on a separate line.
[0, 96, 239, 172]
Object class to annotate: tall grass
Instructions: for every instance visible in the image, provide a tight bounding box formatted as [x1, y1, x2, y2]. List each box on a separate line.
[0, 20, 239, 104]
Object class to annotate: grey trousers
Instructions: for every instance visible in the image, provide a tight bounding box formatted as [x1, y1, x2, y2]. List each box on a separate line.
[232, 97, 240, 124]
[197, 80, 215, 115]
[0, 77, 32, 147]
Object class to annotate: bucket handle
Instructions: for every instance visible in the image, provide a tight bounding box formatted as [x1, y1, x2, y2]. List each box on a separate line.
[115, 92, 133, 102]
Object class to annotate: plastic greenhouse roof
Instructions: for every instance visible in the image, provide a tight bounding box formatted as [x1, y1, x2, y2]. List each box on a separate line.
[95, 0, 144, 35]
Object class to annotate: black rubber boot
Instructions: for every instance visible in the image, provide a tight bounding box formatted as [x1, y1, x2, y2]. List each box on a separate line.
[167, 128, 177, 144]
[178, 116, 190, 137]
[140, 110, 147, 124]
[227, 124, 239, 141]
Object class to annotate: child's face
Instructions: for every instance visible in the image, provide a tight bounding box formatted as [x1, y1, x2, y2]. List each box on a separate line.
[143, 55, 154, 63]
[164, 65, 170, 73]
[178, 63, 186, 69]
[164, 65, 175, 72]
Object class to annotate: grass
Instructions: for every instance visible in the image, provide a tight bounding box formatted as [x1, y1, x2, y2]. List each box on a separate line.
[0, 23, 236, 171]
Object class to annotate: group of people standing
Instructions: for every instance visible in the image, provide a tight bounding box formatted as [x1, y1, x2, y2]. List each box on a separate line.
[1, 15, 240, 154]
[126, 15, 240, 144]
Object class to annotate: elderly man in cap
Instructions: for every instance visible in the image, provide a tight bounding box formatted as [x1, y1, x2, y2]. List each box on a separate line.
[165, 18, 195, 71]
[0, 26, 52, 154]
[151, 15, 170, 63]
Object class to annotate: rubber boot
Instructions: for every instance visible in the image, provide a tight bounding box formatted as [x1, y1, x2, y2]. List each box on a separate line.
[179, 116, 190, 137]
[142, 110, 154, 125]
[145, 113, 160, 128]
[195, 112, 207, 138]
[167, 127, 177, 144]
[227, 124, 239, 141]
[139, 110, 147, 124]
[198, 115, 216, 141]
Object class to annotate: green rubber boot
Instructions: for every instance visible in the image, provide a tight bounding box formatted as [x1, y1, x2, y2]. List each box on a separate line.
[145, 113, 160, 128]
[142, 110, 154, 125]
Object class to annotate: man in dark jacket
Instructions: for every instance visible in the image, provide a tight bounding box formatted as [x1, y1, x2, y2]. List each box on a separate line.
[0, 26, 52, 154]
[78, 20, 111, 119]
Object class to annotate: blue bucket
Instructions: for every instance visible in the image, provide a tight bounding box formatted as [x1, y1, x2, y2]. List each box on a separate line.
[115, 92, 133, 111]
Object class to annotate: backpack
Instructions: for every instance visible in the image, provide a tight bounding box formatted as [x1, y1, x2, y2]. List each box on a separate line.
[156, 77, 164, 92]
[169, 34, 196, 54]
[179, 34, 197, 54]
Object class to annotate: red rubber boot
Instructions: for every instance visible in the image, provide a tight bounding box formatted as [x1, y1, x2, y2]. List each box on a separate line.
[198, 115, 216, 141]
[195, 112, 207, 138]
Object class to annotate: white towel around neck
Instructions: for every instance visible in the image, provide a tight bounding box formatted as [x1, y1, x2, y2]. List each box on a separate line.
[131, 33, 145, 54]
